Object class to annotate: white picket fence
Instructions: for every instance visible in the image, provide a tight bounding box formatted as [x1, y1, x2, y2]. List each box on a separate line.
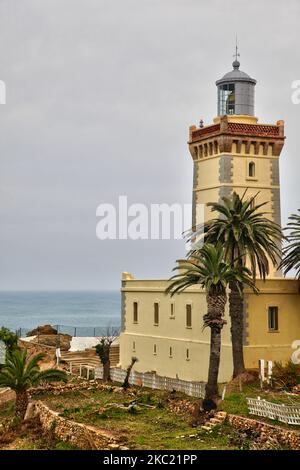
[92, 366, 205, 398]
[247, 397, 300, 426]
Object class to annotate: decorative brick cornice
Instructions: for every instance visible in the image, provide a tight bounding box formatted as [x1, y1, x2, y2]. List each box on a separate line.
[189, 118, 285, 144]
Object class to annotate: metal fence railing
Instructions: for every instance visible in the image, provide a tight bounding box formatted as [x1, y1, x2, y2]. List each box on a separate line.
[16, 324, 120, 339]
[247, 397, 300, 426]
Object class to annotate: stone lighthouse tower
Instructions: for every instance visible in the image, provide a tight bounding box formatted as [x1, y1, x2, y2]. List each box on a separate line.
[189, 56, 285, 235]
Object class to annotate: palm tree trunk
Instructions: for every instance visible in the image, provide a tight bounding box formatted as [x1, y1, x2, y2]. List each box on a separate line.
[229, 280, 245, 378]
[15, 390, 28, 419]
[122, 357, 137, 389]
[205, 326, 222, 399]
[204, 292, 226, 402]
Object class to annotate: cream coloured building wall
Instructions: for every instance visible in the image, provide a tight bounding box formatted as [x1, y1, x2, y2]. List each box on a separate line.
[120, 275, 300, 382]
[119, 274, 233, 383]
[244, 279, 300, 368]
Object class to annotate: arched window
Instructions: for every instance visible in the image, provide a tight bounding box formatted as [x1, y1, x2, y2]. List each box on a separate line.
[249, 161, 255, 178]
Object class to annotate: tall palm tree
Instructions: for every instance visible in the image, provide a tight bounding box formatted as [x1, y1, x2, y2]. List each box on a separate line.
[189, 192, 282, 378]
[280, 209, 300, 278]
[166, 243, 257, 406]
[0, 349, 67, 419]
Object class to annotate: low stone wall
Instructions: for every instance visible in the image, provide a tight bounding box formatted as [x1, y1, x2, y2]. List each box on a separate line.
[33, 401, 125, 450]
[228, 414, 300, 450]
[29, 380, 123, 397]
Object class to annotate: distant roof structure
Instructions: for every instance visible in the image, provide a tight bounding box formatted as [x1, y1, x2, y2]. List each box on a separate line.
[216, 60, 257, 86]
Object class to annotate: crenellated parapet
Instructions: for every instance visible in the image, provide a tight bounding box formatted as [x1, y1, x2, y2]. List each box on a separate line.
[189, 115, 285, 159]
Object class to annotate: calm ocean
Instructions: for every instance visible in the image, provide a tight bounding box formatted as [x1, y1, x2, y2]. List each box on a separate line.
[0, 291, 121, 336]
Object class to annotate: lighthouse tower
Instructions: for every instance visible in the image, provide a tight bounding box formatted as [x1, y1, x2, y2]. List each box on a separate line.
[189, 56, 285, 241]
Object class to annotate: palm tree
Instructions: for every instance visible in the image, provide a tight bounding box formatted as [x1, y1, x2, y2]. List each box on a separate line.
[122, 357, 138, 390]
[166, 243, 257, 406]
[190, 192, 282, 378]
[0, 349, 67, 419]
[280, 209, 300, 278]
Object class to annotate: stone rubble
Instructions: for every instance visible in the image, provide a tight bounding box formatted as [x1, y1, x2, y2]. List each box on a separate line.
[228, 414, 300, 450]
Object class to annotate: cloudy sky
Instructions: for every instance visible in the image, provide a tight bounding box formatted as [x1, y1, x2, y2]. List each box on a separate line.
[0, 0, 299, 290]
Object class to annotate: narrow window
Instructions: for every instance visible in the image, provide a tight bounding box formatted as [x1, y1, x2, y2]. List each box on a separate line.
[169, 346, 173, 358]
[133, 302, 138, 323]
[249, 161, 255, 178]
[186, 304, 192, 328]
[186, 348, 190, 360]
[268, 307, 279, 331]
[153, 344, 157, 355]
[170, 302, 175, 318]
[154, 302, 159, 325]
[133, 341, 136, 352]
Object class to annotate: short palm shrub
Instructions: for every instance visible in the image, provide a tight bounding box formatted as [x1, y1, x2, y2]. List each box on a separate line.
[272, 360, 300, 390]
[0, 349, 67, 419]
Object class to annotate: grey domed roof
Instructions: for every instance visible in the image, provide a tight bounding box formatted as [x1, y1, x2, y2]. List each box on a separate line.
[216, 61, 256, 86]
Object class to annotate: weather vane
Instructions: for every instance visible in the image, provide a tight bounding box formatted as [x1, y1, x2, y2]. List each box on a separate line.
[233, 35, 240, 62]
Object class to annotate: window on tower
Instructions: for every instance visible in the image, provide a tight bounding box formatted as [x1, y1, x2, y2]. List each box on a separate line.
[218, 83, 235, 115]
[248, 161, 255, 178]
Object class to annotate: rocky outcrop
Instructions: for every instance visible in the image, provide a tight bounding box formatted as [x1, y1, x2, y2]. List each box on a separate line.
[19, 339, 55, 363]
[22, 333, 71, 351]
[228, 414, 300, 450]
[33, 334, 71, 351]
[27, 325, 58, 336]
[30, 401, 127, 450]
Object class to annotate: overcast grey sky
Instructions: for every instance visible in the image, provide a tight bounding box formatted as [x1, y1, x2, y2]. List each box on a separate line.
[0, 0, 299, 290]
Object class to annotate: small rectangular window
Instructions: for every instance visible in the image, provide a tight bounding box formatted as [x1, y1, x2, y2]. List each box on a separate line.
[154, 303, 159, 325]
[186, 348, 190, 360]
[248, 161, 255, 178]
[170, 302, 175, 318]
[268, 306, 278, 331]
[153, 344, 157, 355]
[133, 302, 138, 323]
[186, 305, 192, 328]
[133, 341, 136, 352]
[169, 346, 173, 358]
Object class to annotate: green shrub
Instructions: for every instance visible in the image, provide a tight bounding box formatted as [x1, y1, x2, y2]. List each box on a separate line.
[0, 327, 19, 353]
[273, 360, 300, 390]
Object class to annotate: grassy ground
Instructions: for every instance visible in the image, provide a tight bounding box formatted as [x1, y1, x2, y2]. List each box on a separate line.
[34, 386, 240, 450]
[0, 400, 79, 450]
[1, 381, 299, 450]
[220, 383, 300, 430]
